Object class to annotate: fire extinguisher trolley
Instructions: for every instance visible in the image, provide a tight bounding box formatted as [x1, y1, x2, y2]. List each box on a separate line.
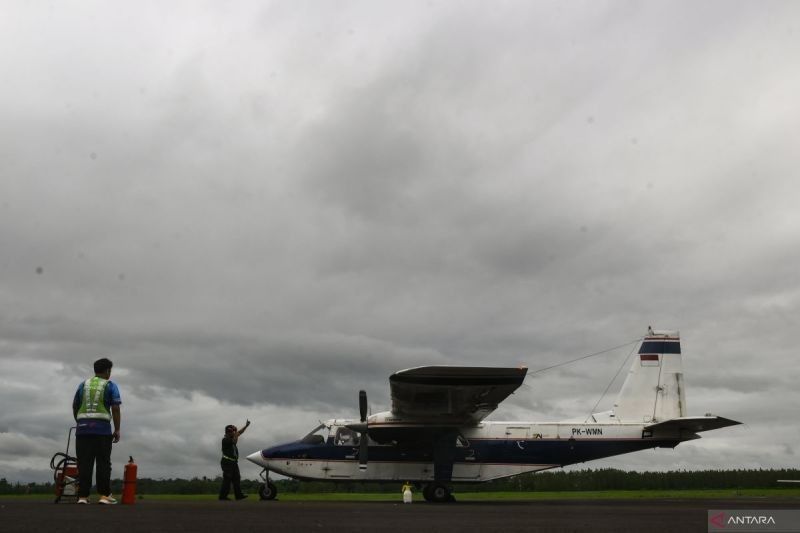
[50, 427, 79, 503]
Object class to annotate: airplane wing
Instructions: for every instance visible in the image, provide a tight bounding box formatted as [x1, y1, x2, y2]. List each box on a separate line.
[388, 365, 528, 426]
[645, 415, 741, 437]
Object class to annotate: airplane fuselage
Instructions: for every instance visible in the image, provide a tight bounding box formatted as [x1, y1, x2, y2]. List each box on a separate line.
[248, 417, 683, 483]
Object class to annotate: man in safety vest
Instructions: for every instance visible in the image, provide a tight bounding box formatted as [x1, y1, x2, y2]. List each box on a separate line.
[72, 358, 122, 504]
[219, 420, 250, 500]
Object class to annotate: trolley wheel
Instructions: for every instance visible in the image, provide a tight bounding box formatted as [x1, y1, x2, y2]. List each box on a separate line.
[258, 481, 277, 500]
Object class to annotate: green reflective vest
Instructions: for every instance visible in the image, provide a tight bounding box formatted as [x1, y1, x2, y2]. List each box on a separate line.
[221, 436, 238, 462]
[77, 377, 111, 421]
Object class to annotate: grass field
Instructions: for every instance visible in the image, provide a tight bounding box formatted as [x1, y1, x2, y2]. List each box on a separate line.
[5, 488, 800, 503]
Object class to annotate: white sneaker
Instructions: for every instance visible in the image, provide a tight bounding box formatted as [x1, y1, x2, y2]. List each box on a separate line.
[77, 498, 89, 504]
[98, 494, 117, 505]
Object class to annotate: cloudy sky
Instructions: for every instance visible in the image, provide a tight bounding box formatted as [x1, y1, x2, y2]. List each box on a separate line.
[2, 1, 799, 483]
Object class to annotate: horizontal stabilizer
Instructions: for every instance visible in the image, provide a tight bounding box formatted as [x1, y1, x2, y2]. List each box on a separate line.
[646, 415, 741, 434]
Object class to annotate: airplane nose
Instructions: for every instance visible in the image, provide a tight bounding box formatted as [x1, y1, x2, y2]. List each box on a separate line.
[246, 450, 267, 467]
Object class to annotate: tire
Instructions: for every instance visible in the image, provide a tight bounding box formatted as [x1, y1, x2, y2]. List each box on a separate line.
[426, 483, 451, 503]
[258, 481, 277, 500]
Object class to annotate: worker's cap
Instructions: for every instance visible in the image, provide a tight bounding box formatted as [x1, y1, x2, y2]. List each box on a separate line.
[225, 425, 236, 433]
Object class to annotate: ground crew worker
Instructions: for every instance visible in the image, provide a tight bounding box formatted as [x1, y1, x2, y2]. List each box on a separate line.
[402, 481, 413, 503]
[72, 357, 122, 505]
[219, 419, 250, 500]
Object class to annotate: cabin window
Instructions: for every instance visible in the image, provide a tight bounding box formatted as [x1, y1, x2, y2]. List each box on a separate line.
[334, 427, 360, 446]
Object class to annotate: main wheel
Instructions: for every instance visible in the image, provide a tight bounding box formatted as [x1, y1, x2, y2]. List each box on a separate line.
[258, 480, 277, 500]
[425, 482, 452, 503]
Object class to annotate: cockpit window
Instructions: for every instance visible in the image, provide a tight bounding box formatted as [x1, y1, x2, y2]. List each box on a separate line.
[334, 427, 360, 446]
[300, 424, 329, 445]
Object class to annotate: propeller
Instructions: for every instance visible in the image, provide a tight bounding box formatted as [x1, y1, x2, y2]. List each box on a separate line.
[346, 390, 369, 470]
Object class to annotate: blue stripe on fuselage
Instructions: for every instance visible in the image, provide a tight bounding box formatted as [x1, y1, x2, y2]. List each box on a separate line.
[261, 438, 680, 468]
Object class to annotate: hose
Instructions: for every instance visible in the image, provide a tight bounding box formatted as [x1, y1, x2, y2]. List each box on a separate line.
[50, 452, 77, 483]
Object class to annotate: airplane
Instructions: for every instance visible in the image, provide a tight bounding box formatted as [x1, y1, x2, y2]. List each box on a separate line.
[247, 328, 741, 502]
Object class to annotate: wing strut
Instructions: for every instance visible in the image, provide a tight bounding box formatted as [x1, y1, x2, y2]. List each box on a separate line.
[433, 430, 457, 482]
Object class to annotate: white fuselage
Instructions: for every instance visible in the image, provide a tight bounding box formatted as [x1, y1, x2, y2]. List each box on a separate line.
[247, 417, 663, 483]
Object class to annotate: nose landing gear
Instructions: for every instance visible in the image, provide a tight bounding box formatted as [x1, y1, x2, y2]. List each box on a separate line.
[258, 468, 277, 501]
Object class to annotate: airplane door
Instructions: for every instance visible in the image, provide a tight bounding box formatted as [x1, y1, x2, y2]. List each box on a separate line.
[506, 426, 531, 460]
[452, 434, 481, 480]
[324, 426, 359, 480]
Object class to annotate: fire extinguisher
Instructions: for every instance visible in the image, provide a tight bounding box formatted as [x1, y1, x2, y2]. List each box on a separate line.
[122, 456, 137, 504]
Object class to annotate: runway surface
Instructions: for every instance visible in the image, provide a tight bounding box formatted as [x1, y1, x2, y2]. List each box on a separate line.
[2, 497, 799, 532]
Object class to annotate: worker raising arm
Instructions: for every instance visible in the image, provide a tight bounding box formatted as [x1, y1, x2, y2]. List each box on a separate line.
[218, 419, 250, 501]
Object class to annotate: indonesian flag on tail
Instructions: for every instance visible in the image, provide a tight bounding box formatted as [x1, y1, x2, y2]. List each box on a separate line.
[640, 354, 660, 366]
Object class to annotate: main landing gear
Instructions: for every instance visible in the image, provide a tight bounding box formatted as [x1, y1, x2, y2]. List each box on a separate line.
[422, 482, 455, 503]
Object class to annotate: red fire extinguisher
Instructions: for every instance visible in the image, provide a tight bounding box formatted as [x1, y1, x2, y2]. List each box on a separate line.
[122, 456, 137, 505]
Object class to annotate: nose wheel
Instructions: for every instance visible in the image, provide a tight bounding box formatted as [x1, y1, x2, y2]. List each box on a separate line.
[258, 468, 277, 501]
[258, 480, 277, 500]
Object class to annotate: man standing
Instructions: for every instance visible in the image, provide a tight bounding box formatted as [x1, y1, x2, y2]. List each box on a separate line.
[219, 420, 250, 501]
[72, 358, 122, 505]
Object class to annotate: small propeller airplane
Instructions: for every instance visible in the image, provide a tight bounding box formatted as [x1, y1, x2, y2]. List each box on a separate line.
[247, 329, 741, 502]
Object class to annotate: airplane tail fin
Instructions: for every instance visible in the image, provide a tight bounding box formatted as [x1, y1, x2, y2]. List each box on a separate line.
[611, 328, 687, 423]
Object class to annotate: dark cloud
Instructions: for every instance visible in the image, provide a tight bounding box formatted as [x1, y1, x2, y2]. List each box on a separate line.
[1, 1, 799, 481]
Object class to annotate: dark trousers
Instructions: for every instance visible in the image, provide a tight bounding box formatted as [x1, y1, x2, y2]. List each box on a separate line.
[219, 460, 243, 499]
[76, 434, 113, 497]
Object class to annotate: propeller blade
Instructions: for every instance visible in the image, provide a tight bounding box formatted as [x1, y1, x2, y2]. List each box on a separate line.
[359, 390, 367, 422]
[359, 434, 368, 470]
[357, 390, 368, 470]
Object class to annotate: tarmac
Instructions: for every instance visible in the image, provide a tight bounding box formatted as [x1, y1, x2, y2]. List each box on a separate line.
[2, 497, 799, 532]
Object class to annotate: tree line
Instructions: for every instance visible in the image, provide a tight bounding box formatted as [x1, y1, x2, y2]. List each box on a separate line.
[3, 469, 798, 495]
